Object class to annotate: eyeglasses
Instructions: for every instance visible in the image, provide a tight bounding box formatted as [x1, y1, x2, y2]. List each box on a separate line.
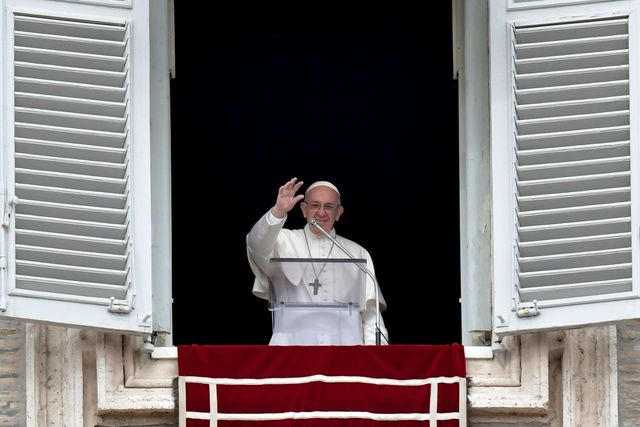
[306, 202, 340, 213]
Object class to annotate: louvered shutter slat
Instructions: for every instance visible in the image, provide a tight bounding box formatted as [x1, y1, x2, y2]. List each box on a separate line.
[16, 184, 126, 208]
[516, 50, 629, 74]
[15, 153, 126, 178]
[520, 247, 631, 271]
[518, 171, 630, 196]
[15, 47, 126, 72]
[15, 63, 126, 87]
[15, 276, 127, 299]
[516, 80, 630, 104]
[16, 169, 126, 193]
[514, 18, 629, 43]
[515, 34, 629, 59]
[11, 12, 132, 303]
[516, 125, 630, 149]
[16, 77, 126, 103]
[15, 15, 126, 41]
[519, 217, 630, 242]
[518, 232, 631, 258]
[17, 260, 127, 285]
[516, 110, 629, 134]
[519, 262, 631, 283]
[15, 108, 126, 132]
[17, 200, 126, 224]
[517, 141, 629, 164]
[16, 124, 126, 148]
[517, 96, 629, 119]
[16, 229, 126, 254]
[516, 156, 630, 180]
[15, 93, 126, 117]
[16, 138, 126, 163]
[16, 245, 126, 270]
[13, 31, 126, 56]
[519, 202, 630, 226]
[518, 186, 630, 210]
[516, 65, 629, 89]
[519, 279, 632, 301]
[15, 214, 127, 239]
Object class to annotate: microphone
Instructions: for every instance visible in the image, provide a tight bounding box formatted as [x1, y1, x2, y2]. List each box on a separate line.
[309, 219, 383, 345]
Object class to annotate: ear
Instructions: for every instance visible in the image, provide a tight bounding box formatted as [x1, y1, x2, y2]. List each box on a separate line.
[335, 205, 344, 222]
[300, 201, 308, 219]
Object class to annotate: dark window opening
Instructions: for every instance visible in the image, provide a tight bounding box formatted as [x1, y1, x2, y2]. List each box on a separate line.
[170, 1, 460, 345]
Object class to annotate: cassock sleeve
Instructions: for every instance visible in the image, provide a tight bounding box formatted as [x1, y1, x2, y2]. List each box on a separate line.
[246, 211, 286, 300]
[360, 248, 389, 345]
[363, 301, 389, 345]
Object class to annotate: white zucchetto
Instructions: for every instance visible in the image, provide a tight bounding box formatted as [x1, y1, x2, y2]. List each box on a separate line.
[305, 180, 340, 196]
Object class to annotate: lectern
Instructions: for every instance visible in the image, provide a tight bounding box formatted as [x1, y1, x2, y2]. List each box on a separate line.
[267, 257, 367, 345]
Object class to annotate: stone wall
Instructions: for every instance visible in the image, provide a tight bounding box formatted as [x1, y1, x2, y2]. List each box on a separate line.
[0, 320, 25, 427]
[0, 321, 628, 426]
[617, 322, 640, 426]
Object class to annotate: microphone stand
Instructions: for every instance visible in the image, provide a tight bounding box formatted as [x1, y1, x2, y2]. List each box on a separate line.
[309, 219, 382, 345]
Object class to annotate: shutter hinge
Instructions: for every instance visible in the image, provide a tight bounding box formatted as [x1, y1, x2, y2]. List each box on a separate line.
[516, 300, 540, 318]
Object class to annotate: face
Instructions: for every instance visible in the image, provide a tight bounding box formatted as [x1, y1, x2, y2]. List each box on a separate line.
[300, 186, 344, 235]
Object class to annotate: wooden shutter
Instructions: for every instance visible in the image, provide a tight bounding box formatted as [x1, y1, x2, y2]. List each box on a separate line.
[491, 4, 640, 335]
[0, 0, 155, 333]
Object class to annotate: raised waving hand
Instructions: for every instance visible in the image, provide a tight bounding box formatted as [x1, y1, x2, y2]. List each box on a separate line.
[271, 177, 304, 218]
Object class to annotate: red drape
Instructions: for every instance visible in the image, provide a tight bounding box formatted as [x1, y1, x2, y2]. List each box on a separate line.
[178, 344, 466, 427]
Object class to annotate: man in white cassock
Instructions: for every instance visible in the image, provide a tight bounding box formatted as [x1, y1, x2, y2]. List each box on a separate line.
[247, 177, 388, 345]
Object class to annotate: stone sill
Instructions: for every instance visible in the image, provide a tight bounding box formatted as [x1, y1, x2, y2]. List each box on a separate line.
[152, 344, 494, 360]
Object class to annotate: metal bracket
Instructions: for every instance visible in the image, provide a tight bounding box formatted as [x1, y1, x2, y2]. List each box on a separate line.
[2, 196, 18, 228]
[108, 297, 132, 314]
[138, 312, 152, 327]
[516, 300, 540, 318]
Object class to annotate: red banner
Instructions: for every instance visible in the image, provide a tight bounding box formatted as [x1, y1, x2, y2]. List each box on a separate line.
[178, 345, 466, 427]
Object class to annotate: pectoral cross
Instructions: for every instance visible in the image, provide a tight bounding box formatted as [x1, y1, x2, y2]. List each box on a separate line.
[309, 278, 322, 295]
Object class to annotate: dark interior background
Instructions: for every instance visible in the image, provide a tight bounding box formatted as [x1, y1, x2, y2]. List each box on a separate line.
[170, 1, 460, 345]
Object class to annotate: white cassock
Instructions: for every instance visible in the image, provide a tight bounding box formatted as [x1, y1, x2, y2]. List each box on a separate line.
[247, 210, 387, 345]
